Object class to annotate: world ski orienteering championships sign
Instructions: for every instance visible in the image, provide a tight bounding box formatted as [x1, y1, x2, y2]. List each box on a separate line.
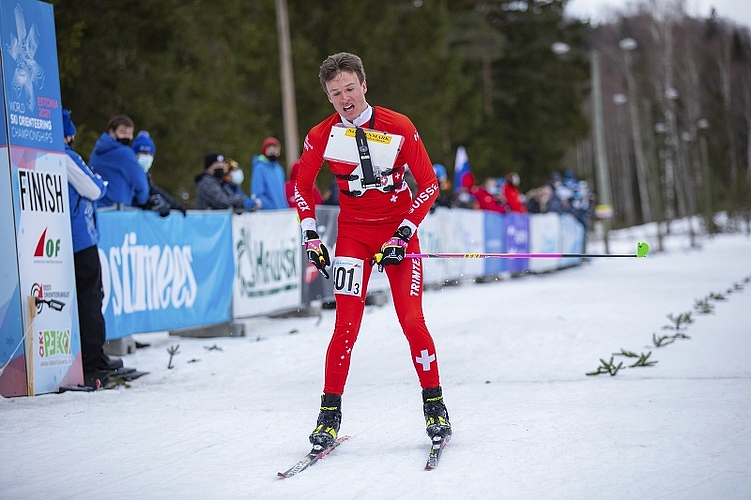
[0, 0, 82, 396]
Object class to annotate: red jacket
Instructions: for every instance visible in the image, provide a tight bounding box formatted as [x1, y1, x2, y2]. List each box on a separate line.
[286, 161, 322, 207]
[294, 106, 438, 227]
[503, 183, 527, 213]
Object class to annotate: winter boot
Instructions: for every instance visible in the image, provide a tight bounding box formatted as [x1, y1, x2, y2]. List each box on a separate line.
[309, 393, 342, 449]
[423, 386, 452, 440]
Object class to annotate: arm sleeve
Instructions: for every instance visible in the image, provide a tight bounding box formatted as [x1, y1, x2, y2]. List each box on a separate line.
[399, 117, 439, 228]
[66, 154, 106, 202]
[151, 183, 186, 210]
[294, 131, 325, 228]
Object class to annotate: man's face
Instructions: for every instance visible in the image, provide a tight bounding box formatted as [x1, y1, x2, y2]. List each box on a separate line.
[325, 71, 367, 122]
[264, 143, 281, 158]
[111, 125, 134, 141]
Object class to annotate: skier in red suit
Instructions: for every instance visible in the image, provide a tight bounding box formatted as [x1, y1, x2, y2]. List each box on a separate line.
[293, 52, 452, 449]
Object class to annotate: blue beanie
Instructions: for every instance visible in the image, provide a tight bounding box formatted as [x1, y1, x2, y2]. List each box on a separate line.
[61, 109, 76, 137]
[433, 163, 447, 181]
[132, 130, 156, 155]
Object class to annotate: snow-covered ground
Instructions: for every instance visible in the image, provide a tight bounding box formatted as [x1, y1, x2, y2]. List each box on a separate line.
[2, 221, 750, 500]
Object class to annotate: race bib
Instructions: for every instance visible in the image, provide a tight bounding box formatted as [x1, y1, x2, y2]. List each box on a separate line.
[332, 256, 365, 297]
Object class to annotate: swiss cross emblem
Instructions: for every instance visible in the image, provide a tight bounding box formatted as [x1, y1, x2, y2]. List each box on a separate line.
[394, 171, 402, 180]
[414, 131, 419, 142]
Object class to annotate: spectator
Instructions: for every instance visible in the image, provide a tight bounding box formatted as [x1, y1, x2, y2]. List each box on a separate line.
[570, 180, 594, 230]
[431, 163, 452, 210]
[503, 172, 527, 213]
[452, 171, 478, 209]
[474, 177, 507, 213]
[62, 109, 129, 382]
[223, 157, 261, 212]
[286, 160, 323, 207]
[89, 115, 149, 208]
[550, 171, 573, 211]
[194, 152, 247, 211]
[251, 137, 288, 210]
[131, 130, 187, 217]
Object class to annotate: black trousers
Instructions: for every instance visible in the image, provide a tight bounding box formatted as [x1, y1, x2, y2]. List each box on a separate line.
[74, 245, 107, 371]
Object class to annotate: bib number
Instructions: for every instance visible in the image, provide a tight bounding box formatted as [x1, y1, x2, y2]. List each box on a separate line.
[332, 257, 365, 297]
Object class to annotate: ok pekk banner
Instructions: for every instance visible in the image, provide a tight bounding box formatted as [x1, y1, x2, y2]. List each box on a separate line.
[98, 210, 235, 338]
[0, 0, 82, 397]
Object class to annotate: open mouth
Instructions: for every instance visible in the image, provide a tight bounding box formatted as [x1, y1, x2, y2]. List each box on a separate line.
[343, 103, 355, 113]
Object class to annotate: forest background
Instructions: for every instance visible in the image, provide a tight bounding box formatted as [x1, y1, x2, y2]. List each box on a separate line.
[51, 0, 751, 230]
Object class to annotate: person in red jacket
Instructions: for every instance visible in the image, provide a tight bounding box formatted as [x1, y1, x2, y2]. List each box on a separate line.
[293, 52, 451, 450]
[503, 171, 527, 213]
[285, 160, 323, 207]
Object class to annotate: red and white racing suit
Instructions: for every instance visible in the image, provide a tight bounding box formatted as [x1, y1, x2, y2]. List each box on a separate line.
[294, 105, 441, 395]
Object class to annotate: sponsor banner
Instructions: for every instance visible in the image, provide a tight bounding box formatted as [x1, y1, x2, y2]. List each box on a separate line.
[98, 210, 234, 337]
[232, 209, 301, 317]
[0, 144, 26, 397]
[483, 211, 505, 276]
[445, 209, 485, 280]
[505, 213, 530, 274]
[1, 0, 81, 395]
[528, 213, 561, 273]
[417, 208, 448, 285]
[560, 213, 584, 268]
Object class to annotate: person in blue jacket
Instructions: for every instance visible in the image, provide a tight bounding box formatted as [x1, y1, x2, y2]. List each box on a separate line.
[62, 109, 127, 380]
[251, 136, 288, 210]
[89, 114, 150, 208]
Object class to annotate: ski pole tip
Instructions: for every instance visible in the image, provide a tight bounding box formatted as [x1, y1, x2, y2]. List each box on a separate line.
[636, 242, 649, 258]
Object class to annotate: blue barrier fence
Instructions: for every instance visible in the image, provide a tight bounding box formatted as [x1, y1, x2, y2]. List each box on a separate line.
[97, 207, 586, 340]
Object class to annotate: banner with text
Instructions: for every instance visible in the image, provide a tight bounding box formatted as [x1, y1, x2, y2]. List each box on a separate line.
[98, 210, 234, 338]
[0, 0, 81, 396]
[231, 209, 302, 317]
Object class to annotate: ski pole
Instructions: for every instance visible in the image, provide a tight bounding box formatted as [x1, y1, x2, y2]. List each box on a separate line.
[405, 242, 649, 260]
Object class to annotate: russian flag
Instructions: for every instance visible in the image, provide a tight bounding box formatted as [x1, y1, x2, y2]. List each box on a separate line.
[453, 145, 474, 194]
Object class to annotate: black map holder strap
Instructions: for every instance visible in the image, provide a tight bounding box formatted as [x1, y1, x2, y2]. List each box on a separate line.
[355, 109, 379, 188]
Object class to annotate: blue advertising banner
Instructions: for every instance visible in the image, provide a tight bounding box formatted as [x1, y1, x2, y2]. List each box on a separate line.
[98, 210, 234, 338]
[0, 0, 81, 396]
[483, 211, 505, 276]
[504, 213, 529, 274]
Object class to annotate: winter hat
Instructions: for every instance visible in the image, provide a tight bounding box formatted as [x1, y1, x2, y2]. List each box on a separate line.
[204, 152, 225, 169]
[432, 163, 447, 182]
[262, 136, 281, 154]
[132, 130, 156, 155]
[61, 109, 76, 137]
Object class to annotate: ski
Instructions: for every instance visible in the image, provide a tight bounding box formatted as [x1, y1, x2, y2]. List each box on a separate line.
[424, 434, 450, 470]
[277, 436, 350, 478]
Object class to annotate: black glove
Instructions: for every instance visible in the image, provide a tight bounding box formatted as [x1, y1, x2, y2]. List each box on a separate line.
[304, 230, 331, 279]
[373, 226, 412, 267]
[144, 194, 171, 217]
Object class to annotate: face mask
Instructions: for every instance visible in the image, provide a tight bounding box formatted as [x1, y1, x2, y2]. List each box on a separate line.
[117, 137, 132, 146]
[137, 155, 154, 172]
[230, 169, 244, 185]
[266, 154, 278, 162]
[213, 168, 226, 179]
[487, 186, 499, 195]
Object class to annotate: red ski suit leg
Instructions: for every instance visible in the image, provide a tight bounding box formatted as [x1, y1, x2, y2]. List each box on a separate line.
[323, 222, 440, 395]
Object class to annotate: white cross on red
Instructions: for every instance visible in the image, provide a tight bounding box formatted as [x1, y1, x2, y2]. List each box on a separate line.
[415, 349, 435, 371]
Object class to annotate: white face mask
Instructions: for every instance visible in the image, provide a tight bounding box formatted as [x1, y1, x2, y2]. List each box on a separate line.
[230, 169, 244, 186]
[137, 155, 154, 172]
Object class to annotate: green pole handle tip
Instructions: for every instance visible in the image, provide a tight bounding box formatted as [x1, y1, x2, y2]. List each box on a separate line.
[636, 242, 649, 258]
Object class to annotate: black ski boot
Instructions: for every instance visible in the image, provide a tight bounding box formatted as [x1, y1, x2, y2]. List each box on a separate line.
[309, 393, 342, 449]
[423, 386, 452, 440]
